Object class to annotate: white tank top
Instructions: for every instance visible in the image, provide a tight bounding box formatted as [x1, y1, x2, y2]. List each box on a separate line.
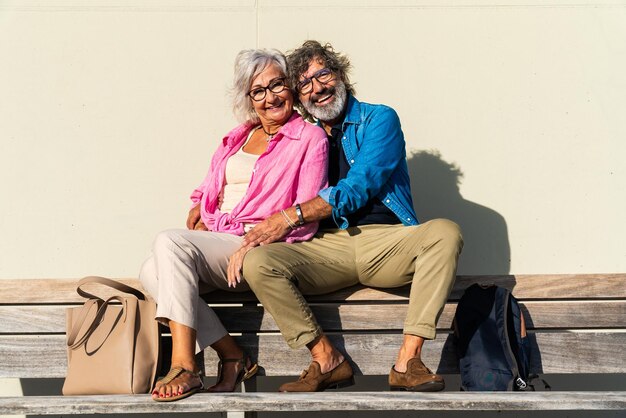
[219, 128, 261, 231]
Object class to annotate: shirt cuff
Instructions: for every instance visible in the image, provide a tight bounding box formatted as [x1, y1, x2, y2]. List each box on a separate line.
[318, 187, 333, 204]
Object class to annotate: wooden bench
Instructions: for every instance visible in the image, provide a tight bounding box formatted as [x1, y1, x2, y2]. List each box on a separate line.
[1, 274, 625, 416]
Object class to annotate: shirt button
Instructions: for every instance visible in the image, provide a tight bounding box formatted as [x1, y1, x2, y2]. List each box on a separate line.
[407, 217, 411, 221]
[350, 159, 354, 163]
[386, 199, 390, 203]
[343, 136, 346, 140]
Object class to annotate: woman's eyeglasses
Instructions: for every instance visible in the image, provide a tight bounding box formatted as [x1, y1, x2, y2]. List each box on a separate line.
[249, 78, 288, 102]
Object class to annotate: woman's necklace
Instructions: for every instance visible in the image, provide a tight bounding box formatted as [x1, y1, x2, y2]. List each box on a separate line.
[261, 125, 278, 142]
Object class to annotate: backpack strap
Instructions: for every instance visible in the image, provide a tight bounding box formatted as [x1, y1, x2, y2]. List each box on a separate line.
[494, 287, 525, 390]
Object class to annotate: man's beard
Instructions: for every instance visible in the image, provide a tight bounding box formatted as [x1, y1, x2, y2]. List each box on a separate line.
[302, 80, 347, 122]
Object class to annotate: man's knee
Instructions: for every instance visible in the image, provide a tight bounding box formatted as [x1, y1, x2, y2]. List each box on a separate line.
[242, 246, 282, 288]
[426, 218, 463, 252]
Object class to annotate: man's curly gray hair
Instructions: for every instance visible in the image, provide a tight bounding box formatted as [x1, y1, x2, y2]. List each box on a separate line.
[286, 40, 355, 120]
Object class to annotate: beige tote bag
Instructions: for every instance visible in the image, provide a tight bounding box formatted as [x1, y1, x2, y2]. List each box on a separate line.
[62, 276, 161, 395]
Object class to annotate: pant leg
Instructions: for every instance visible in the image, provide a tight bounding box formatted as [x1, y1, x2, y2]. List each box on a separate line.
[354, 219, 463, 339]
[139, 229, 246, 353]
[242, 229, 360, 349]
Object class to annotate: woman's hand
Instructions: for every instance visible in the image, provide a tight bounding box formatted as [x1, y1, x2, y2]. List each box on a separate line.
[194, 219, 208, 231]
[187, 205, 201, 230]
[227, 245, 254, 288]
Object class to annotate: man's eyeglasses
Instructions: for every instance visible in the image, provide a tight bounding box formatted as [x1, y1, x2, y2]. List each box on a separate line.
[248, 78, 288, 102]
[296, 68, 334, 94]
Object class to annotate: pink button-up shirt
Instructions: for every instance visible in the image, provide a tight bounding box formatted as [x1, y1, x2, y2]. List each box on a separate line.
[190, 113, 328, 242]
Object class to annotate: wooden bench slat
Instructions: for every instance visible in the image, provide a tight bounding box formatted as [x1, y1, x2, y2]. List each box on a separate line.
[220, 300, 626, 331]
[1, 391, 626, 415]
[236, 332, 626, 375]
[2, 274, 625, 304]
[3, 301, 625, 334]
[2, 332, 625, 378]
[209, 274, 626, 301]
[0, 279, 143, 304]
[0, 306, 67, 333]
[451, 274, 626, 299]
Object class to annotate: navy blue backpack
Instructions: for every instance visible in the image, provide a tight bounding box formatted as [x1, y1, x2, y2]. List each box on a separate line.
[454, 284, 531, 391]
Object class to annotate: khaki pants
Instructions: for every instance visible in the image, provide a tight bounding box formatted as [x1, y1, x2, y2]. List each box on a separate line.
[243, 219, 463, 349]
[139, 229, 250, 353]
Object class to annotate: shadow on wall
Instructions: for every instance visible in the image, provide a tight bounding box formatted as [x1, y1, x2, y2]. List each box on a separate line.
[406, 150, 510, 275]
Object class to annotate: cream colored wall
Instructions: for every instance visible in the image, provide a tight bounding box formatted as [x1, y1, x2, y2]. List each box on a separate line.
[1, 0, 625, 279]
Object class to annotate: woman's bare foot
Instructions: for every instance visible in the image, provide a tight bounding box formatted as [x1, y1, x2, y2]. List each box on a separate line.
[207, 335, 258, 392]
[152, 366, 203, 400]
[206, 357, 257, 392]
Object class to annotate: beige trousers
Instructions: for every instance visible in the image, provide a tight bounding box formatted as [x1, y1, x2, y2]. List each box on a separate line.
[139, 229, 250, 353]
[243, 219, 463, 349]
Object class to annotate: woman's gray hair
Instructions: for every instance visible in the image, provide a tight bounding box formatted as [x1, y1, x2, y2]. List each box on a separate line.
[231, 49, 288, 124]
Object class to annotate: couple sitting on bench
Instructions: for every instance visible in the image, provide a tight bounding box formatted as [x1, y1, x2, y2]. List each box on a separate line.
[139, 40, 463, 402]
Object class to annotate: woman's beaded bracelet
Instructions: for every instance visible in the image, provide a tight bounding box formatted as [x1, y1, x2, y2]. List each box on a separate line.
[280, 210, 297, 229]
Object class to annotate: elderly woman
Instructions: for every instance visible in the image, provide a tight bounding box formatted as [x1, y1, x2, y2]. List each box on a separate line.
[139, 49, 328, 402]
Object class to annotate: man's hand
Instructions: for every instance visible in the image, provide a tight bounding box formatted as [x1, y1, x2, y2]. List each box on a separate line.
[227, 244, 254, 288]
[187, 204, 201, 230]
[242, 212, 290, 247]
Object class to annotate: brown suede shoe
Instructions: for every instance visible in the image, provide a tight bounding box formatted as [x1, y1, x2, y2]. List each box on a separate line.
[389, 357, 445, 391]
[279, 359, 354, 392]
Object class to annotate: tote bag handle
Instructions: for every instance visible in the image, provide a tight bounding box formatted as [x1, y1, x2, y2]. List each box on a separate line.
[66, 295, 129, 349]
[76, 276, 147, 300]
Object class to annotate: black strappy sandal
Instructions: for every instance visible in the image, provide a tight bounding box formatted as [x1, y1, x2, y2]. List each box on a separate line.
[206, 356, 259, 392]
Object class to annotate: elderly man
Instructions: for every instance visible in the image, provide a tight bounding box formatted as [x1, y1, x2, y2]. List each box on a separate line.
[235, 40, 463, 392]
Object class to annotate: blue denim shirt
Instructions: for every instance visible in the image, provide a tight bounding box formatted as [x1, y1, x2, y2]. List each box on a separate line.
[318, 95, 419, 229]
